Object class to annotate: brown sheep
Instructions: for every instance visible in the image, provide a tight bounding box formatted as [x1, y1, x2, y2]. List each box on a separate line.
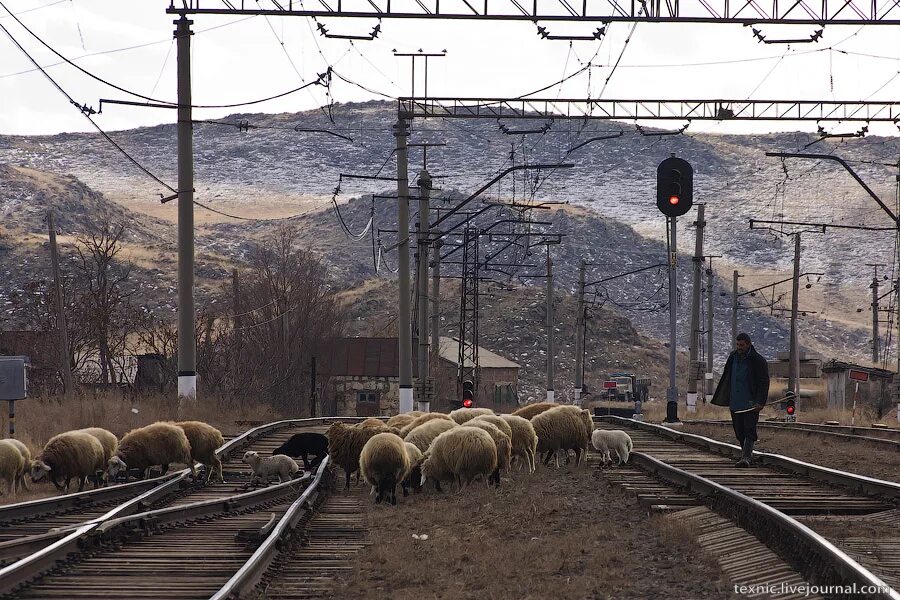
[403, 418, 458, 453]
[175, 421, 225, 483]
[461, 420, 511, 486]
[511, 402, 558, 420]
[326, 422, 394, 489]
[399, 413, 454, 438]
[75, 428, 118, 485]
[359, 433, 410, 505]
[421, 427, 497, 492]
[108, 422, 195, 481]
[531, 405, 592, 467]
[31, 431, 105, 493]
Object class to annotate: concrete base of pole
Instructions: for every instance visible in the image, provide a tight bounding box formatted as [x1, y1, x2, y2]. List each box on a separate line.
[547, 390, 555, 402]
[178, 375, 196, 401]
[665, 387, 679, 422]
[400, 388, 414, 414]
[573, 388, 581, 406]
[705, 394, 713, 403]
[686, 392, 698, 413]
[416, 401, 430, 413]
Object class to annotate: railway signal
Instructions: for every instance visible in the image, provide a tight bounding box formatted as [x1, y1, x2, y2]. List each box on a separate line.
[785, 393, 797, 422]
[656, 156, 694, 218]
[462, 379, 475, 408]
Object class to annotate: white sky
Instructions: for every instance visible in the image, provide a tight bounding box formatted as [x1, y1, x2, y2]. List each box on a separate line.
[0, 0, 899, 136]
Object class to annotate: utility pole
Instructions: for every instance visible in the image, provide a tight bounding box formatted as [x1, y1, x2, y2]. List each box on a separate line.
[47, 212, 74, 395]
[666, 216, 679, 423]
[394, 119, 413, 413]
[705, 257, 717, 402]
[416, 169, 432, 412]
[788, 233, 801, 397]
[732, 270, 739, 347]
[867, 263, 885, 365]
[175, 16, 196, 406]
[546, 246, 555, 403]
[574, 260, 585, 406]
[431, 239, 441, 374]
[687, 204, 705, 412]
[232, 269, 241, 391]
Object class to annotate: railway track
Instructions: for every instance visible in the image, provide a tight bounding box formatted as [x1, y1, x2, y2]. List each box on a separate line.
[597, 416, 900, 599]
[0, 417, 368, 599]
[683, 419, 900, 450]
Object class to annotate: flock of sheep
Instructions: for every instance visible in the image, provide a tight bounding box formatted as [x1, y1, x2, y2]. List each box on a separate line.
[320, 402, 635, 505]
[0, 421, 225, 496]
[0, 403, 635, 505]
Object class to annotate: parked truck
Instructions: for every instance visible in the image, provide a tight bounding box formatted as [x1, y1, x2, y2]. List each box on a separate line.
[602, 373, 651, 403]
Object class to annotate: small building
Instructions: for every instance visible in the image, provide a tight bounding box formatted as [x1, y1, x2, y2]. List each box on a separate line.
[317, 336, 520, 417]
[822, 360, 894, 416]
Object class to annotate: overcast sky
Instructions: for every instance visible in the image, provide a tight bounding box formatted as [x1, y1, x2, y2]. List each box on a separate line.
[1, 0, 899, 136]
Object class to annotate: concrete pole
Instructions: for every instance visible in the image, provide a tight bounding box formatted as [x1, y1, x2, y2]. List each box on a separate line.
[705, 259, 715, 402]
[687, 204, 705, 412]
[431, 239, 441, 374]
[666, 216, 679, 423]
[416, 169, 432, 413]
[788, 233, 801, 397]
[47, 212, 74, 395]
[232, 269, 241, 392]
[546, 246, 555, 402]
[574, 260, 585, 406]
[872, 274, 880, 365]
[175, 16, 196, 406]
[732, 270, 739, 347]
[394, 119, 413, 413]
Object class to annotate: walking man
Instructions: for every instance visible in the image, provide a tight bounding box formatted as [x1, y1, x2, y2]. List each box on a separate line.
[711, 332, 770, 467]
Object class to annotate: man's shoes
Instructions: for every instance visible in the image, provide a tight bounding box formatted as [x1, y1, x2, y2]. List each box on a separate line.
[740, 439, 755, 467]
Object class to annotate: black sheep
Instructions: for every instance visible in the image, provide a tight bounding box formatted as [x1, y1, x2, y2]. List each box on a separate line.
[272, 432, 328, 472]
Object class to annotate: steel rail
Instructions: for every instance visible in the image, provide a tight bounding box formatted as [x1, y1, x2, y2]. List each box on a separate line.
[599, 416, 900, 500]
[684, 419, 900, 450]
[210, 456, 333, 600]
[631, 451, 900, 600]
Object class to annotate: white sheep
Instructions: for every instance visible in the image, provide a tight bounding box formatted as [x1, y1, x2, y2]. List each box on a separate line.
[242, 450, 299, 484]
[4, 439, 31, 492]
[591, 429, 633, 465]
[0, 440, 25, 497]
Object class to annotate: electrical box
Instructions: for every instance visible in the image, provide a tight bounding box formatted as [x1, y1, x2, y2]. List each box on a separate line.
[0, 357, 28, 401]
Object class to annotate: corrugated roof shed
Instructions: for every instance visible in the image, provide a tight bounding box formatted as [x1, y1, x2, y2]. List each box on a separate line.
[437, 337, 519, 369]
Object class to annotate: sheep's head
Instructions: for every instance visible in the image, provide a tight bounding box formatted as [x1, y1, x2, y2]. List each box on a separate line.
[107, 456, 127, 480]
[29, 460, 51, 483]
[242, 450, 259, 465]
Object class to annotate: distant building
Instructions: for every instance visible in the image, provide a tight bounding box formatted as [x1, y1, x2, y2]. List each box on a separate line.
[317, 336, 519, 416]
[822, 360, 894, 417]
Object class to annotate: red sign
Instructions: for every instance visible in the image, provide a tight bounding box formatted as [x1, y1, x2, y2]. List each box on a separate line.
[848, 369, 870, 382]
[603, 381, 618, 389]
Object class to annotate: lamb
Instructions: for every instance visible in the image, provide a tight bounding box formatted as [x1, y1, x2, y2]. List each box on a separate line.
[0, 440, 24, 496]
[357, 418, 387, 429]
[448, 407, 494, 424]
[500, 414, 538, 473]
[272, 432, 328, 472]
[326, 421, 395, 489]
[399, 413, 454, 437]
[107, 422, 195, 481]
[421, 427, 497, 492]
[30, 431, 105, 492]
[403, 418, 457, 453]
[460, 420, 511, 486]
[591, 429, 634, 466]
[531, 405, 592, 468]
[401, 442, 424, 497]
[242, 450, 299, 484]
[511, 402, 558, 420]
[4, 439, 31, 492]
[359, 433, 410, 505]
[176, 421, 225, 483]
[385, 414, 417, 430]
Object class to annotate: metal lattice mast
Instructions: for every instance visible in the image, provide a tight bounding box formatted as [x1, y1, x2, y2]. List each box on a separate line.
[458, 227, 480, 396]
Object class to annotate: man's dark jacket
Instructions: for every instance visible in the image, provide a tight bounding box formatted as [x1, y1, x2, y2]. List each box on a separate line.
[711, 345, 770, 408]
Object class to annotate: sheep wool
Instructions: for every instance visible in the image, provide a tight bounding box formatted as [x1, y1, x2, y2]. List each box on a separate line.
[326, 422, 395, 489]
[591, 429, 634, 465]
[242, 451, 299, 483]
[531, 405, 591, 467]
[401, 441, 424, 496]
[4, 439, 31, 492]
[403, 418, 457, 453]
[499, 414, 538, 473]
[359, 433, 410, 505]
[385, 414, 417, 430]
[0, 440, 24, 496]
[399, 413, 454, 438]
[31, 431, 105, 493]
[75, 428, 118, 463]
[421, 426, 497, 490]
[176, 421, 225, 483]
[448, 407, 494, 424]
[511, 402, 558, 420]
[110, 422, 195, 481]
[469, 414, 513, 439]
[357, 418, 387, 429]
[461, 420, 511, 486]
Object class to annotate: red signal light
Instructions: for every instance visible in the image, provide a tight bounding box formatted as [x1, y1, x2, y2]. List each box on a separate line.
[786, 405, 795, 415]
[463, 398, 473, 408]
[669, 195, 680, 205]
